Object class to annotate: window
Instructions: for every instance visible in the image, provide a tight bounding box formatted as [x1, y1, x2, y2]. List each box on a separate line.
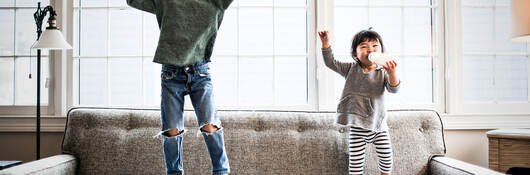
[73, 0, 312, 110]
[0, 0, 50, 109]
[211, 0, 310, 108]
[458, 0, 529, 114]
[19, 0, 526, 116]
[320, 0, 441, 111]
[73, 0, 160, 107]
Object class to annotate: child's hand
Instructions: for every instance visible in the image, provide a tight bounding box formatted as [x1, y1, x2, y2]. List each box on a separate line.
[318, 30, 331, 49]
[383, 60, 400, 86]
[382, 60, 398, 74]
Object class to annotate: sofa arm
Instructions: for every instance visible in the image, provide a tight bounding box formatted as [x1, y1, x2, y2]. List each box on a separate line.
[429, 156, 505, 175]
[0, 154, 76, 175]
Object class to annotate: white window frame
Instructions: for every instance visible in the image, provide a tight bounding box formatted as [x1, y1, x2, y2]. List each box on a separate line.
[445, 0, 530, 115]
[0, 0, 62, 116]
[0, 0, 70, 132]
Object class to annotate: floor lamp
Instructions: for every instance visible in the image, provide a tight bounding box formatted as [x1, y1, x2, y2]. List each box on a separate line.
[31, 2, 71, 160]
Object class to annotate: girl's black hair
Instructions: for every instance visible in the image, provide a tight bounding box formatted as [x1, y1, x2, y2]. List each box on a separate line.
[351, 27, 385, 60]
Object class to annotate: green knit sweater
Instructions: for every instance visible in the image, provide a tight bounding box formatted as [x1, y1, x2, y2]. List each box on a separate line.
[127, 0, 233, 66]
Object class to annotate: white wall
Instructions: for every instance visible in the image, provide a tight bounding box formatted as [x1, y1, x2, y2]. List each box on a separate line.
[444, 130, 490, 168]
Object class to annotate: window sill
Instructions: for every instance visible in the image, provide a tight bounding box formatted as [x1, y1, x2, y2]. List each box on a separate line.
[0, 113, 529, 132]
[440, 114, 530, 130]
[0, 115, 66, 132]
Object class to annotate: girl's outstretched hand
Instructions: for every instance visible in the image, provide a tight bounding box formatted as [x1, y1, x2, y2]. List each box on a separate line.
[318, 30, 331, 49]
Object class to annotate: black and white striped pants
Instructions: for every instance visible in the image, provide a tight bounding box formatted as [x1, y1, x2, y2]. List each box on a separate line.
[348, 126, 393, 175]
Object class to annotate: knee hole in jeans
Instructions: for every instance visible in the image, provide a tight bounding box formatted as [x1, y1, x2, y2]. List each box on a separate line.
[200, 124, 219, 133]
[163, 128, 181, 137]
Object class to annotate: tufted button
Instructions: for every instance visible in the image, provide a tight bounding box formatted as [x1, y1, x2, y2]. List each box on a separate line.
[297, 128, 304, 132]
[419, 127, 424, 132]
[255, 120, 264, 132]
[339, 128, 345, 133]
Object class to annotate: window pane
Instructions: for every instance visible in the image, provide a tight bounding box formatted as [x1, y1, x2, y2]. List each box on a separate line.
[274, 8, 306, 55]
[275, 56, 307, 105]
[496, 56, 528, 101]
[404, 8, 431, 55]
[495, 6, 526, 52]
[14, 57, 48, 105]
[78, 0, 106, 7]
[239, 8, 273, 55]
[109, 0, 127, 7]
[335, 0, 368, 6]
[15, 9, 39, 56]
[211, 57, 238, 106]
[461, 2, 529, 103]
[16, 0, 49, 7]
[334, 74, 345, 103]
[143, 57, 160, 106]
[239, 0, 272, 6]
[496, 0, 510, 6]
[463, 56, 495, 102]
[462, 7, 494, 52]
[462, 0, 494, 6]
[389, 56, 432, 103]
[213, 8, 237, 56]
[0, 10, 14, 56]
[371, 0, 401, 6]
[369, 8, 402, 54]
[0, 58, 14, 105]
[404, 0, 431, 6]
[143, 13, 159, 56]
[0, 0, 14, 7]
[73, 58, 79, 104]
[109, 9, 142, 56]
[334, 7, 368, 55]
[240, 56, 273, 105]
[274, 0, 305, 6]
[79, 9, 108, 56]
[73, 9, 79, 56]
[79, 58, 107, 105]
[109, 58, 142, 106]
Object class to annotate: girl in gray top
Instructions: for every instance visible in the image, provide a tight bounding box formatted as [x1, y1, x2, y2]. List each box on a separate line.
[318, 29, 400, 175]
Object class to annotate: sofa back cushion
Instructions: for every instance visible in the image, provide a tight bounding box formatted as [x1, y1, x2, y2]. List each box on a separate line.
[63, 108, 444, 175]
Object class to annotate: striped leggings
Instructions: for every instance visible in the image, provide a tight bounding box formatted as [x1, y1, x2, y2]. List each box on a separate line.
[348, 126, 393, 175]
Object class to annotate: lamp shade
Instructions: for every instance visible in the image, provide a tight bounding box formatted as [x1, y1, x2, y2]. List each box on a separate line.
[511, 0, 530, 42]
[32, 28, 72, 50]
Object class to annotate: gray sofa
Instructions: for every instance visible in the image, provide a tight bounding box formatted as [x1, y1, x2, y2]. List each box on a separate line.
[0, 108, 503, 175]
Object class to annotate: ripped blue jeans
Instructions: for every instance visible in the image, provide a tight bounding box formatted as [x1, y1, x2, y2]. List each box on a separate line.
[159, 60, 230, 175]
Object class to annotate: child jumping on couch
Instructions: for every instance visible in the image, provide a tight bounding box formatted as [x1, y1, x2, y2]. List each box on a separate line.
[127, 0, 233, 174]
[318, 28, 401, 175]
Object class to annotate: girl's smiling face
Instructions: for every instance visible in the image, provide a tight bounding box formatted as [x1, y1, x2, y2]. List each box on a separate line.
[356, 39, 381, 63]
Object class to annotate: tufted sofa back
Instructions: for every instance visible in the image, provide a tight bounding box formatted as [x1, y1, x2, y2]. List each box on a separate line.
[62, 108, 445, 175]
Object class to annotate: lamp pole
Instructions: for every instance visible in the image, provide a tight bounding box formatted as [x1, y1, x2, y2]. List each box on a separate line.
[33, 2, 56, 160]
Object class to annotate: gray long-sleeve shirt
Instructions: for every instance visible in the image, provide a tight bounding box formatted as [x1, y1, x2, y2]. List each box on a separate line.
[322, 47, 400, 131]
[127, 0, 233, 66]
